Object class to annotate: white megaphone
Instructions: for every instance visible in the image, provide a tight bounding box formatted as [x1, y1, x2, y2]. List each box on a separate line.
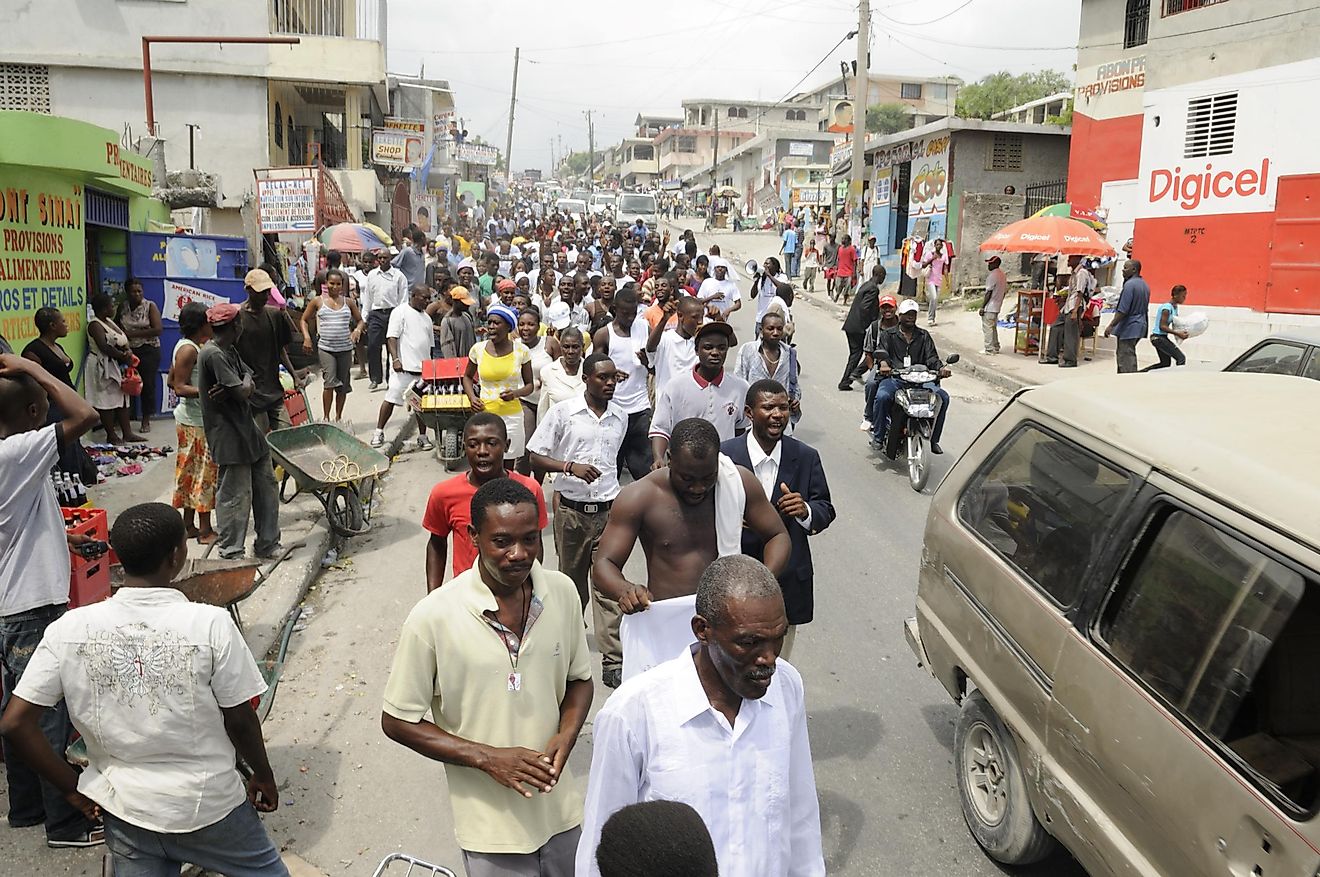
[745, 258, 760, 277]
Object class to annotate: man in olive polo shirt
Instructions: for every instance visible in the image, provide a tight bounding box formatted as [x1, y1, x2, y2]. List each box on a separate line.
[382, 478, 593, 877]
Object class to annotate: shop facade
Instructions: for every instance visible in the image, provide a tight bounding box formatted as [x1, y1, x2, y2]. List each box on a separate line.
[0, 111, 169, 374]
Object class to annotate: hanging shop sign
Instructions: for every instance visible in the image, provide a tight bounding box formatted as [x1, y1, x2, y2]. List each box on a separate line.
[255, 177, 316, 233]
[383, 117, 426, 133]
[453, 142, 500, 167]
[372, 128, 426, 169]
[787, 141, 816, 158]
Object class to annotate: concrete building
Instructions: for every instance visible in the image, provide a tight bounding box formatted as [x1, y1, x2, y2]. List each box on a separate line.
[1069, 0, 1320, 359]
[656, 98, 823, 184]
[618, 138, 659, 189]
[993, 92, 1073, 125]
[681, 130, 836, 221]
[793, 72, 963, 129]
[862, 117, 1071, 292]
[2, 0, 389, 242]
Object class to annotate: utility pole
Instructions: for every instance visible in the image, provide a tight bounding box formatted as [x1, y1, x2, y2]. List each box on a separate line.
[710, 111, 719, 206]
[504, 47, 520, 184]
[549, 137, 556, 175]
[849, 0, 871, 241]
[584, 110, 596, 192]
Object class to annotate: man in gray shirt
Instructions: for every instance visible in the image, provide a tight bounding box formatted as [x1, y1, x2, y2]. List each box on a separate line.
[392, 229, 427, 289]
[979, 256, 1008, 355]
[1105, 259, 1151, 373]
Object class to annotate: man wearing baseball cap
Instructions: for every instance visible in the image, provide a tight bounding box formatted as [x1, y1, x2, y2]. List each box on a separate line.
[437, 284, 477, 360]
[649, 321, 749, 466]
[869, 299, 951, 454]
[197, 302, 282, 560]
[980, 256, 1007, 355]
[861, 294, 901, 432]
[234, 269, 296, 434]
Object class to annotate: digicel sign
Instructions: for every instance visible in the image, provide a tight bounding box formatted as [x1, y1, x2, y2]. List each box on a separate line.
[1149, 158, 1269, 211]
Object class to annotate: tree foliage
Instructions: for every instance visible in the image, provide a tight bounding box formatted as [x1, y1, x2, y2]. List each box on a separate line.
[559, 150, 592, 176]
[866, 103, 912, 135]
[955, 70, 1072, 120]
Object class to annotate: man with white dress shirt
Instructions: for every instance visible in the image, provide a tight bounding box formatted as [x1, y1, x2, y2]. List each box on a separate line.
[575, 555, 825, 877]
[527, 353, 627, 686]
[362, 249, 409, 391]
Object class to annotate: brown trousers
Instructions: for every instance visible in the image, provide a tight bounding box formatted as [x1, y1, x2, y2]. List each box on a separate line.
[552, 501, 622, 671]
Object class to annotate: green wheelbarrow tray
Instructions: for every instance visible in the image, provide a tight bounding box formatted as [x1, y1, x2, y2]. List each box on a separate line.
[267, 423, 391, 537]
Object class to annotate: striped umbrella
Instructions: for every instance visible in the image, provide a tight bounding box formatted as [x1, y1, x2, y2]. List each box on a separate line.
[1030, 202, 1107, 232]
[318, 223, 394, 252]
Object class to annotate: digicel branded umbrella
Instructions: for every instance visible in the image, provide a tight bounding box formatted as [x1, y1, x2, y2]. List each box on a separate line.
[979, 215, 1116, 257]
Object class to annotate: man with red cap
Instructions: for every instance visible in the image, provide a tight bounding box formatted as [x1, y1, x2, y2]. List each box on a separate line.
[860, 293, 900, 432]
[197, 303, 282, 560]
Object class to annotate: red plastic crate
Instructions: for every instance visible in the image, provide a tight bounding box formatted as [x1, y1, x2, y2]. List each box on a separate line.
[422, 358, 468, 381]
[63, 508, 112, 608]
[284, 388, 310, 426]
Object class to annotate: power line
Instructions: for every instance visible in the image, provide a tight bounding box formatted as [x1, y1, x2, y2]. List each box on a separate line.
[1078, 3, 1320, 50]
[877, 0, 978, 27]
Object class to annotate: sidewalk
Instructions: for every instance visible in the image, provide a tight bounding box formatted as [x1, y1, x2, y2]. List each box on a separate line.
[83, 371, 422, 664]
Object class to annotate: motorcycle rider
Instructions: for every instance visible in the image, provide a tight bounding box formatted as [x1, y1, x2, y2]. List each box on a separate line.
[870, 299, 951, 455]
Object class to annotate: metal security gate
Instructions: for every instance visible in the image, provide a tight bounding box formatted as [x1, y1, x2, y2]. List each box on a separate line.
[1024, 178, 1068, 218]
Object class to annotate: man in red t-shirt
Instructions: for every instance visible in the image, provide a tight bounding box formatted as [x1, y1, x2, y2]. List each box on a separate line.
[421, 412, 547, 590]
[832, 234, 859, 304]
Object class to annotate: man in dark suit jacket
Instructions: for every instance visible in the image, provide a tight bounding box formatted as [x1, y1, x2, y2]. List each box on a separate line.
[722, 378, 835, 659]
[839, 264, 886, 390]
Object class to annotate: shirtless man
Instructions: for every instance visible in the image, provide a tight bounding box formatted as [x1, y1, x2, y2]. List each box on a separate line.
[593, 417, 790, 682]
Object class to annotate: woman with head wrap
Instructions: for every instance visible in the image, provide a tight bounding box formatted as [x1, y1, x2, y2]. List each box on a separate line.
[462, 303, 533, 464]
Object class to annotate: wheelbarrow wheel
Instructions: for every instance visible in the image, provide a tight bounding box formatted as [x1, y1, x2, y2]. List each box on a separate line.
[326, 484, 368, 537]
[442, 428, 462, 472]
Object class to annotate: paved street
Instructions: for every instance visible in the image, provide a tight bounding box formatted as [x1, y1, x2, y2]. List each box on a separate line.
[243, 227, 1085, 876]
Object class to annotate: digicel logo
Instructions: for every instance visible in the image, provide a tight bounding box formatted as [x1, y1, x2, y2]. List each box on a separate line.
[1149, 159, 1269, 210]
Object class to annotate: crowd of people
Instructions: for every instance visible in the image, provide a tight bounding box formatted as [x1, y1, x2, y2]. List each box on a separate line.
[1, 189, 846, 877]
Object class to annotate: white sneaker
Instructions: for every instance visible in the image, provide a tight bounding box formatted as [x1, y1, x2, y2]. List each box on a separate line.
[859, 419, 872, 432]
[415, 434, 434, 451]
[370, 429, 385, 448]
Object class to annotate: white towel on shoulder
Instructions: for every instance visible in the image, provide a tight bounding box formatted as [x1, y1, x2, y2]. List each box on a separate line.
[715, 452, 746, 557]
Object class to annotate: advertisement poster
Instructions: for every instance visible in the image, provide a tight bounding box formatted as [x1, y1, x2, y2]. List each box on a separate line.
[907, 134, 951, 239]
[372, 128, 427, 168]
[0, 167, 88, 366]
[165, 237, 218, 278]
[162, 279, 228, 323]
[453, 142, 499, 167]
[256, 177, 316, 233]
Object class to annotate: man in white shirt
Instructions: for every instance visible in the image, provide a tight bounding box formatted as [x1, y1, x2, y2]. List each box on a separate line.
[697, 261, 741, 317]
[0, 355, 103, 849]
[362, 249, 409, 390]
[528, 353, 628, 686]
[0, 502, 285, 874]
[576, 555, 825, 877]
[650, 322, 749, 466]
[979, 256, 1008, 355]
[646, 295, 703, 393]
[371, 285, 434, 450]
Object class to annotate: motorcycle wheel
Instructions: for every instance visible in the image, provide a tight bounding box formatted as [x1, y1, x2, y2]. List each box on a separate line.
[908, 431, 931, 492]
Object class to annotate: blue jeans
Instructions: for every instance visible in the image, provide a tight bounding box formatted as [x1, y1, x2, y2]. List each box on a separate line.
[1, 604, 93, 840]
[784, 250, 800, 277]
[870, 379, 949, 445]
[104, 801, 287, 877]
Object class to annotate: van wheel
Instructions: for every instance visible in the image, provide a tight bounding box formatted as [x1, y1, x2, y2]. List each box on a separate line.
[954, 691, 1056, 865]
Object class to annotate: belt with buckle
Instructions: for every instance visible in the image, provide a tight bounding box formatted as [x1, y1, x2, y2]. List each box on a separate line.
[559, 496, 613, 515]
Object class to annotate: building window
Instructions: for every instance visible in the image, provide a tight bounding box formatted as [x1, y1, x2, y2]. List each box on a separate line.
[273, 102, 284, 148]
[785, 109, 807, 122]
[677, 136, 697, 154]
[1124, 0, 1150, 47]
[900, 83, 923, 100]
[988, 133, 1024, 171]
[726, 106, 748, 119]
[957, 424, 1132, 608]
[1164, 0, 1229, 13]
[634, 144, 654, 161]
[0, 63, 51, 113]
[1184, 91, 1237, 158]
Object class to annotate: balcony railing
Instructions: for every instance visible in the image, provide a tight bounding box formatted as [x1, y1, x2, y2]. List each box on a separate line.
[271, 0, 383, 41]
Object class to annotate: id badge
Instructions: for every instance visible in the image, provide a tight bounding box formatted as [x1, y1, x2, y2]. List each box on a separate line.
[903, 355, 912, 367]
[507, 671, 522, 692]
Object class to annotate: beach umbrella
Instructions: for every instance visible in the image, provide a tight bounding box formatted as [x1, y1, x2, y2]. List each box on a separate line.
[319, 222, 393, 252]
[1030, 202, 1107, 232]
[980, 215, 1116, 257]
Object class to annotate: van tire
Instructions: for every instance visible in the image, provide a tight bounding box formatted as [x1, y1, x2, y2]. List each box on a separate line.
[954, 691, 1055, 865]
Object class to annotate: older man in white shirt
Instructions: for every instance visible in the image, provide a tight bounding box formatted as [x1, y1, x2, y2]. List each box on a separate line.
[576, 555, 825, 877]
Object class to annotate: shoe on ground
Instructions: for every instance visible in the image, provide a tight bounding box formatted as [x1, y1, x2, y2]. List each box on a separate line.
[1059, 362, 1078, 368]
[602, 668, 622, 689]
[1041, 358, 1059, 365]
[370, 428, 385, 448]
[931, 442, 944, 455]
[368, 382, 383, 392]
[415, 434, 434, 451]
[859, 419, 872, 432]
[837, 383, 854, 391]
[255, 543, 286, 560]
[48, 826, 105, 849]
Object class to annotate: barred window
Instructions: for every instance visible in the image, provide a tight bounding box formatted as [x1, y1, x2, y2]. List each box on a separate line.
[989, 133, 1024, 171]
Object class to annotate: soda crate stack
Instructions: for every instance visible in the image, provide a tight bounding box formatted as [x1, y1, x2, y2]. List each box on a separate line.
[416, 358, 474, 412]
[64, 508, 113, 608]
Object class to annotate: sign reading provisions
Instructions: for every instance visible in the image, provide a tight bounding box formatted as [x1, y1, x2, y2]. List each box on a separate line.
[256, 177, 316, 233]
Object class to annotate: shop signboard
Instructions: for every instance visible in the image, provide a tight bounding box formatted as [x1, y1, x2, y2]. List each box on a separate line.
[383, 117, 426, 133]
[454, 142, 499, 167]
[372, 127, 426, 168]
[161, 278, 229, 323]
[256, 177, 316, 233]
[907, 134, 951, 239]
[0, 166, 89, 366]
[787, 141, 815, 157]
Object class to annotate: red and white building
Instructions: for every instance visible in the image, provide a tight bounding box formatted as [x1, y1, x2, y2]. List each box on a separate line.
[1069, 0, 1320, 359]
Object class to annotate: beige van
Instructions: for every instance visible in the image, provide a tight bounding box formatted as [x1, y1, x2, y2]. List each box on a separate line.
[905, 372, 1320, 876]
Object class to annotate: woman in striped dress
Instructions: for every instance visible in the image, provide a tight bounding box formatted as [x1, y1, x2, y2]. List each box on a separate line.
[301, 269, 364, 421]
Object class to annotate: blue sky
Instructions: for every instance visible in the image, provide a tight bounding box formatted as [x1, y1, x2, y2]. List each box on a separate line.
[387, 0, 1082, 171]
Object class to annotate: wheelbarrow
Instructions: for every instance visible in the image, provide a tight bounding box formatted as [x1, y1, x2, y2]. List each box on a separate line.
[409, 358, 473, 471]
[373, 853, 457, 877]
[267, 423, 391, 537]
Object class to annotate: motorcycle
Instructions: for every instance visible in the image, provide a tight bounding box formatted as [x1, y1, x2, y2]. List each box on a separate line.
[880, 353, 959, 492]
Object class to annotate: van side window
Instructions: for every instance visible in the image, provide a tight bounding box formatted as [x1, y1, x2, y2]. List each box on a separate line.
[1099, 507, 1319, 811]
[957, 425, 1130, 607]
